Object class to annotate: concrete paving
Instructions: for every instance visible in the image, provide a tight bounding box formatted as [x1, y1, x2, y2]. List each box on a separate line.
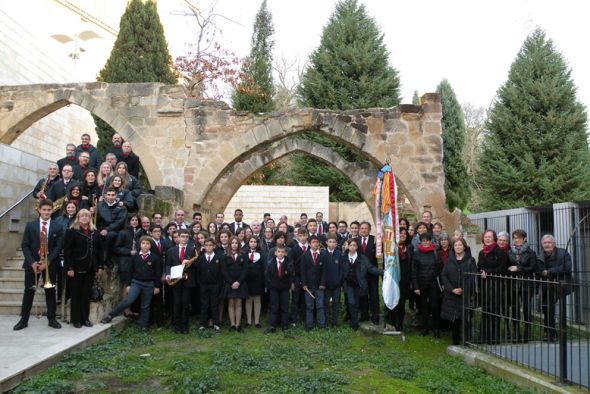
[0, 315, 125, 392]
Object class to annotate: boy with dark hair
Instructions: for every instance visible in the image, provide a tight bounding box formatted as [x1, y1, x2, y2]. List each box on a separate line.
[288, 228, 309, 326]
[322, 234, 343, 326]
[265, 245, 294, 333]
[195, 237, 223, 333]
[301, 235, 326, 330]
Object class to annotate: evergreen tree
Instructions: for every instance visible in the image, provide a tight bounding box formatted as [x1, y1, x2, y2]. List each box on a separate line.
[478, 29, 590, 210]
[94, 0, 176, 157]
[436, 79, 470, 211]
[412, 90, 420, 105]
[232, 0, 274, 112]
[298, 0, 401, 109]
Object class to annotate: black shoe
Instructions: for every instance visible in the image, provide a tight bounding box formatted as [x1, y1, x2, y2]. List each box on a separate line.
[255, 323, 262, 329]
[48, 319, 62, 329]
[237, 326, 243, 333]
[13, 319, 28, 331]
[265, 327, 276, 334]
[371, 318, 380, 325]
[101, 315, 113, 324]
[420, 329, 430, 336]
[83, 320, 93, 327]
[230, 325, 237, 331]
[73, 322, 82, 328]
[246, 323, 251, 327]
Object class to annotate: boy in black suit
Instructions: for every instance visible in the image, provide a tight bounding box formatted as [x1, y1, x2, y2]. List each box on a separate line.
[288, 228, 309, 326]
[14, 199, 64, 330]
[195, 238, 222, 333]
[102, 236, 162, 331]
[265, 245, 293, 333]
[322, 235, 344, 326]
[301, 235, 326, 330]
[357, 221, 380, 325]
[163, 230, 196, 334]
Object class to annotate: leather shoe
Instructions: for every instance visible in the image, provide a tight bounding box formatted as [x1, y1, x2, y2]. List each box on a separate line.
[73, 322, 82, 328]
[48, 319, 62, 329]
[101, 315, 113, 324]
[83, 320, 93, 327]
[13, 319, 28, 331]
[264, 327, 276, 334]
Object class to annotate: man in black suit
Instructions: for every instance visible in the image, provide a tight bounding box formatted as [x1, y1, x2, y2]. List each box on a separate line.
[14, 199, 64, 330]
[46, 164, 79, 218]
[315, 212, 328, 236]
[288, 228, 309, 326]
[356, 221, 380, 325]
[265, 245, 293, 333]
[120, 141, 140, 179]
[300, 235, 326, 330]
[230, 208, 249, 234]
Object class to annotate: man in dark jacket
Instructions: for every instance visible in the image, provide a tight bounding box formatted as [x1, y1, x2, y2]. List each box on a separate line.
[300, 235, 326, 330]
[356, 221, 380, 324]
[96, 188, 127, 262]
[538, 234, 573, 342]
[75, 133, 101, 169]
[120, 141, 140, 179]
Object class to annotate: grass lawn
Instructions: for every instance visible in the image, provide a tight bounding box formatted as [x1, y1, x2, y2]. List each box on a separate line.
[12, 317, 531, 394]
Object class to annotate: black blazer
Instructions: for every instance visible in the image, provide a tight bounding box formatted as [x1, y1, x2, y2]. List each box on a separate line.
[115, 228, 143, 271]
[165, 244, 198, 287]
[33, 176, 60, 198]
[21, 219, 63, 269]
[288, 243, 307, 285]
[63, 228, 103, 273]
[46, 178, 80, 202]
[195, 253, 223, 285]
[222, 253, 248, 284]
[356, 235, 377, 267]
[229, 222, 249, 234]
[121, 153, 140, 179]
[265, 256, 294, 290]
[129, 252, 162, 287]
[96, 202, 127, 232]
[57, 157, 79, 172]
[300, 249, 326, 289]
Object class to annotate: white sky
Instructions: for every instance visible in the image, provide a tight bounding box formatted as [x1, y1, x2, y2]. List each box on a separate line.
[157, 0, 590, 112]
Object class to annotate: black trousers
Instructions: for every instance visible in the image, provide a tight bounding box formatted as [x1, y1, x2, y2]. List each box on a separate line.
[360, 275, 380, 322]
[173, 285, 192, 330]
[102, 231, 119, 267]
[268, 288, 290, 329]
[199, 284, 220, 327]
[150, 285, 164, 327]
[163, 283, 174, 321]
[419, 286, 441, 332]
[69, 271, 93, 324]
[290, 283, 304, 324]
[391, 293, 408, 330]
[21, 268, 57, 321]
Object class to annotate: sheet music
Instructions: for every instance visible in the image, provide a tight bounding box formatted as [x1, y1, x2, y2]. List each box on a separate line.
[170, 265, 184, 280]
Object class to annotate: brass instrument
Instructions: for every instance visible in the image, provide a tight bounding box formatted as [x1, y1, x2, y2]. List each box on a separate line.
[51, 196, 65, 214]
[41, 235, 55, 289]
[169, 254, 199, 286]
[34, 177, 49, 209]
[92, 195, 98, 226]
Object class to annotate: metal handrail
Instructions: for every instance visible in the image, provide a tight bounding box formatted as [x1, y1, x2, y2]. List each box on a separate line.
[0, 189, 34, 220]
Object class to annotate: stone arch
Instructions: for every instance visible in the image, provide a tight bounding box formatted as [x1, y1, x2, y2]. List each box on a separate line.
[0, 84, 163, 186]
[199, 137, 418, 220]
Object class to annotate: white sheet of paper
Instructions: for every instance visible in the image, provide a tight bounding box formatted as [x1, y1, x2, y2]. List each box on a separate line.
[170, 265, 184, 280]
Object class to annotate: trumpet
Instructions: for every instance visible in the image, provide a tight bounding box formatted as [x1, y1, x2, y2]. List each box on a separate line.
[92, 194, 98, 226]
[41, 234, 55, 289]
[169, 254, 199, 286]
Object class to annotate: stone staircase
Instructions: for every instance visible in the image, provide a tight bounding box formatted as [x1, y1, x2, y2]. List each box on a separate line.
[0, 249, 48, 316]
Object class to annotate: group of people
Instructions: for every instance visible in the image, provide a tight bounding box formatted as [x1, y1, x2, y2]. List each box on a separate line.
[12, 134, 573, 346]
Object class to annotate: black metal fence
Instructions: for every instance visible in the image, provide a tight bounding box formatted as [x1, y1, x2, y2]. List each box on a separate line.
[462, 272, 589, 388]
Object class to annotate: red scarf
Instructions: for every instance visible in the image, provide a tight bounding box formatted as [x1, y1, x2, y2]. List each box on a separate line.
[417, 244, 436, 253]
[438, 248, 449, 264]
[499, 244, 510, 253]
[399, 245, 407, 260]
[81, 144, 89, 150]
[482, 243, 497, 257]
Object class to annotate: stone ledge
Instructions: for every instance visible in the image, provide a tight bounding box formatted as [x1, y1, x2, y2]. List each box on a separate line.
[447, 345, 585, 394]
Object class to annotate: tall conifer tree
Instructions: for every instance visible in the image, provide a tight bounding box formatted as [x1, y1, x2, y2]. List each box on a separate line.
[94, 0, 176, 156]
[232, 0, 274, 112]
[437, 79, 470, 210]
[478, 29, 590, 210]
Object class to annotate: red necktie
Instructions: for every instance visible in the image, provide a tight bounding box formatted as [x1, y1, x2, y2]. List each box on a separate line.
[313, 252, 317, 266]
[302, 245, 307, 253]
[156, 242, 161, 253]
[207, 255, 211, 264]
[329, 251, 333, 258]
[277, 260, 283, 278]
[141, 254, 148, 262]
[179, 246, 185, 261]
[318, 224, 323, 235]
[250, 252, 254, 262]
[362, 238, 367, 252]
[39, 221, 48, 257]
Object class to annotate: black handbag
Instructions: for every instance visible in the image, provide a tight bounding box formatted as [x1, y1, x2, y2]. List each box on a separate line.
[90, 278, 104, 302]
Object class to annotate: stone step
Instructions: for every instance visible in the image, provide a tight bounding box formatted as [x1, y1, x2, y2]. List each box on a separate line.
[0, 268, 25, 279]
[3, 258, 24, 269]
[0, 288, 48, 303]
[0, 278, 27, 289]
[0, 301, 47, 316]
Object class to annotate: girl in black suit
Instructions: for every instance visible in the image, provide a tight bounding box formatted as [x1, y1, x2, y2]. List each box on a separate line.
[244, 236, 265, 328]
[222, 236, 248, 332]
[64, 209, 103, 328]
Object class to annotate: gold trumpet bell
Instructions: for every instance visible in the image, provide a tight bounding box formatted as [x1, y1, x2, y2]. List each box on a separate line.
[43, 281, 56, 289]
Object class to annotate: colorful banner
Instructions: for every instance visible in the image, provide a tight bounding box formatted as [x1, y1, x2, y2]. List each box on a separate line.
[373, 164, 400, 310]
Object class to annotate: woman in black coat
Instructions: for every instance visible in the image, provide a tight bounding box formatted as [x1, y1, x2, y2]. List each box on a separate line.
[477, 229, 508, 344]
[222, 236, 248, 332]
[80, 170, 101, 208]
[244, 236, 265, 328]
[389, 227, 412, 331]
[441, 238, 477, 345]
[114, 214, 142, 315]
[412, 232, 443, 337]
[63, 209, 103, 328]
